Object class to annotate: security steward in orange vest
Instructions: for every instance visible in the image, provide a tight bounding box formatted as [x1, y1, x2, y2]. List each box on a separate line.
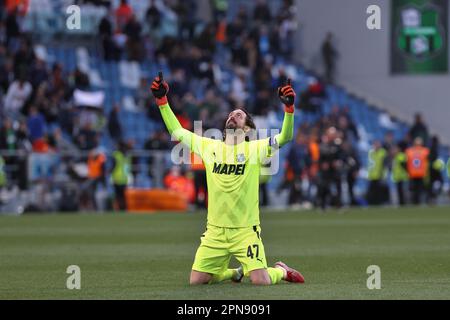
[405, 137, 429, 205]
[87, 149, 107, 210]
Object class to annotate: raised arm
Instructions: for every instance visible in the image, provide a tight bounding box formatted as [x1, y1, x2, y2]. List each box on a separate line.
[151, 72, 194, 147]
[274, 78, 296, 148]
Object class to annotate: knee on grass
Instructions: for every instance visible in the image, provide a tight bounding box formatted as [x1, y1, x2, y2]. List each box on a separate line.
[189, 271, 212, 285]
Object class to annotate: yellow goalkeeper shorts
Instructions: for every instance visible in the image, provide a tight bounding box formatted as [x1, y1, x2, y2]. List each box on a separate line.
[192, 224, 268, 276]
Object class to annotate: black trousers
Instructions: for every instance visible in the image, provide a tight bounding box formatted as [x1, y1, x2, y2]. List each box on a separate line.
[410, 178, 425, 205]
[396, 181, 406, 206]
[428, 170, 443, 202]
[366, 180, 388, 205]
[317, 183, 331, 210]
[346, 173, 357, 205]
[114, 184, 127, 211]
[288, 177, 303, 205]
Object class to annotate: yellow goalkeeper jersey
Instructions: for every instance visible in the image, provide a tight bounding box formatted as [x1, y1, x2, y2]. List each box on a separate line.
[190, 136, 273, 228]
[158, 103, 293, 228]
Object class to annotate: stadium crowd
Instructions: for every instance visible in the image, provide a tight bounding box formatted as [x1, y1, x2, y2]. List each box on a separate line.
[0, 0, 449, 212]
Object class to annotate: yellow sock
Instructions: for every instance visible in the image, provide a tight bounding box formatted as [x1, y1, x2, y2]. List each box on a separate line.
[209, 269, 237, 284]
[267, 267, 284, 284]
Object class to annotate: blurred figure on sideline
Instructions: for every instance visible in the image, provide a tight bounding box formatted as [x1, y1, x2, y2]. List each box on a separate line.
[111, 141, 131, 211]
[406, 137, 429, 205]
[391, 142, 408, 206]
[366, 140, 388, 206]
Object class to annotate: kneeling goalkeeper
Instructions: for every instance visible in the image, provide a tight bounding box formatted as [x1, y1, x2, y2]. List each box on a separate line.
[151, 72, 305, 285]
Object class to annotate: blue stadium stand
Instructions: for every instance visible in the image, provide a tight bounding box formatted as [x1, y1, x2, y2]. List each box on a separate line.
[47, 45, 449, 193]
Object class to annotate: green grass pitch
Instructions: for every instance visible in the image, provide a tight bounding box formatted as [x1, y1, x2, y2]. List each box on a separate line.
[1, 207, 450, 299]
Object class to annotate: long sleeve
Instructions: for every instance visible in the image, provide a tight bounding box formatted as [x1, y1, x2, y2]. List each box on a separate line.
[274, 112, 294, 148]
[158, 102, 195, 149]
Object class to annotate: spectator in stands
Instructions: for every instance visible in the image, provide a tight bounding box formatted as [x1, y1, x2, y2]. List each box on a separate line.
[26, 106, 46, 144]
[76, 123, 98, 151]
[181, 93, 200, 125]
[174, 0, 197, 40]
[111, 141, 131, 211]
[99, 12, 121, 61]
[235, 4, 249, 26]
[408, 113, 429, 146]
[298, 77, 326, 115]
[108, 104, 122, 144]
[321, 32, 338, 83]
[366, 140, 388, 205]
[48, 63, 67, 96]
[337, 114, 358, 145]
[50, 127, 78, 154]
[42, 90, 64, 125]
[277, 4, 297, 59]
[58, 106, 76, 137]
[13, 38, 35, 79]
[146, 0, 162, 30]
[115, 0, 133, 33]
[30, 57, 49, 89]
[339, 106, 359, 141]
[199, 95, 224, 130]
[170, 69, 189, 98]
[253, 0, 272, 24]
[196, 22, 217, 55]
[73, 67, 90, 90]
[136, 77, 152, 112]
[5, 7, 20, 49]
[406, 137, 429, 205]
[0, 117, 17, 151]
[124, 14, 143, 61]
[391, 141, 408, 206]
[226, 16, 245, 50]
[0, 57, 15, 95]
[4, 72, 32, 117]
[253, 59, 274, 114]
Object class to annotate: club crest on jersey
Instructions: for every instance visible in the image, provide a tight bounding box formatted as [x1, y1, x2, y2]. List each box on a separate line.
[236, 153, 246, 163]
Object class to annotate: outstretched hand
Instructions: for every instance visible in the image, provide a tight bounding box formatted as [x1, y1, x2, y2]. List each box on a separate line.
[278, 78, 296, 113]
[151, 71, 169, 106]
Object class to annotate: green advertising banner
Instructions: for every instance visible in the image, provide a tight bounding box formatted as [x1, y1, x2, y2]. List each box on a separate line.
[391, 0, 448, 74]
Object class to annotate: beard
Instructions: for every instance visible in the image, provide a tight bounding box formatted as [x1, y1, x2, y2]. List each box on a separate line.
[225, 119, 238, 130]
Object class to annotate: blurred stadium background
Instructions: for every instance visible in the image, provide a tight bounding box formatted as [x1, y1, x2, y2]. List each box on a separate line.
[0, 0, 449, 214]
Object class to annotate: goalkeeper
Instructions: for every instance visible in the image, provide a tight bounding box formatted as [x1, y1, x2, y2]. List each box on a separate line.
[151, 72, 305, 285]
